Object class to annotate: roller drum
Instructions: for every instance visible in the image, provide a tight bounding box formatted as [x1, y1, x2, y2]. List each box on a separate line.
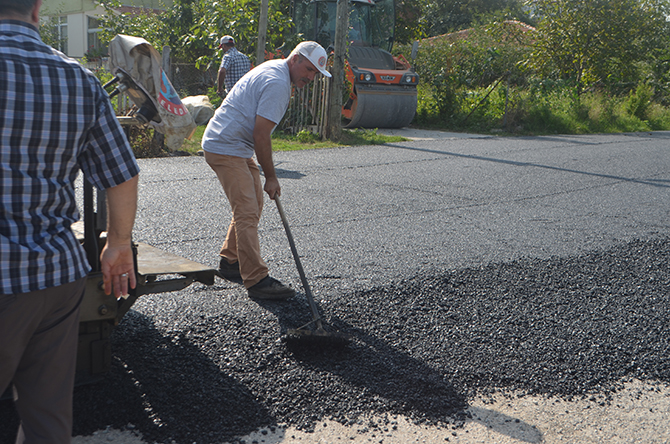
[344, 84, 417, 129]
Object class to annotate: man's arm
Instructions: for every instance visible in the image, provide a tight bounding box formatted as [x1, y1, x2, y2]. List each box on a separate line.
[253, 115, 280, 199]
[217, 67, 227, 95]
[100, 174, 139, 297]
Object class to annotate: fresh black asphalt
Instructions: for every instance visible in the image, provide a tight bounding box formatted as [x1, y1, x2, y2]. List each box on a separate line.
[2, 131, 670, 443]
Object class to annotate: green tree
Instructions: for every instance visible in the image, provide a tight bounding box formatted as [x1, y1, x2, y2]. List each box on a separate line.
[395, 0, 426, 44]
[527, 0, 670, 94]
[98, 0, 292, 67]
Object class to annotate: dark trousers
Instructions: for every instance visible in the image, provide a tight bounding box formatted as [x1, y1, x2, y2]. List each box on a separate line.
[0, 278, 86, 444]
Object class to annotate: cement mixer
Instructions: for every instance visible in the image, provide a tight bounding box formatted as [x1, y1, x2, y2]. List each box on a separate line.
[107, 34, 197, 151]
[294, 0, 419, 128]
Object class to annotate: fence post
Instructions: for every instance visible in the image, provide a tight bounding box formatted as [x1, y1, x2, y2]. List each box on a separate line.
[162, 46, 171, 80]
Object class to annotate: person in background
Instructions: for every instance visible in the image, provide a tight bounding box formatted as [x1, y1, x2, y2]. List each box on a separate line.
[0, 0, 140, 442]
[216, 35, 251, 98]
[202, 41, 331, 300]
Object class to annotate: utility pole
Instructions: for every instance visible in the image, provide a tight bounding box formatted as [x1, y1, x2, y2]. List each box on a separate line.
[256, 0, 269, 65]
[327, 0, 348, 141]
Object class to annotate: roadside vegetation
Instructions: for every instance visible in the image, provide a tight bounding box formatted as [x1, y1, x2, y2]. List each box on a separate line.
[53, 0, 670, 155]
[134, 126, 406, 158]
[397, 0, 670, 135]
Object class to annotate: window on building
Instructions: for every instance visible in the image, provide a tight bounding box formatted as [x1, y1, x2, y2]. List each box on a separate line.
[56, 16, 68, 53]
[42, 15, 67, 53]
[86, 17, 107, 59]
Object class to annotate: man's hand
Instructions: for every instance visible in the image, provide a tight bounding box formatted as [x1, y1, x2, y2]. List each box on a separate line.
[264, 176, 281, 199]
[101, 175, 139, 298]
[253, 115, 281, 199]
[101, 243, 136, 298]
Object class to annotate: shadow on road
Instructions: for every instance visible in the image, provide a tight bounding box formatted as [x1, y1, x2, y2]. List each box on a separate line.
[74, 310, 273, 444]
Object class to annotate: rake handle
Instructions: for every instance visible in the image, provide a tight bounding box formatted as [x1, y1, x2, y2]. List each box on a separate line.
[274, 196, 323, 328]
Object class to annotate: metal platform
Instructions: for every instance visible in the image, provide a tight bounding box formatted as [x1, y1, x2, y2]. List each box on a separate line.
[73, 221, 217, 381]
[134, 242, 216, 294]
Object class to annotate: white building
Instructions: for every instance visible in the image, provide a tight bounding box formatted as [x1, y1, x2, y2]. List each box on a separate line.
[40, 0, 170, 59]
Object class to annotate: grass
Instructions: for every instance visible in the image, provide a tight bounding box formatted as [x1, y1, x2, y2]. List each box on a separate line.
[176, 126, 407, 156]
[412, 82, 670, 136]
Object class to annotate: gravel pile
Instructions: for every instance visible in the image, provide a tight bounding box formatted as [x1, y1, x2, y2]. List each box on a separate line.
[2, 236, 670, 444]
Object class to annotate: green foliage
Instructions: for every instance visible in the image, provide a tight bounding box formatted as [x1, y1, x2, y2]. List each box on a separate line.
[413, 69, 670, 135]
[625, 83, 654, 121]
[422, 0, 529, 36]
[86, 0, 670, 138]
[127, 127, 173, 158]
[395, 0, 426, 44]
[407, 0, 670, 135]
[98, 0, 291, 66]
[206, 85, 223, 109]
[400, 19, 533, 124]
[527, 0, 670, 94]
[90, 67, 114, 89]
[39, 15, 67, 51]
[296, 129, 319, 143]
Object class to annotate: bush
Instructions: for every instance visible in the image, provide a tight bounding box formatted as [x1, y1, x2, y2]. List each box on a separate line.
[126, 126, 172, 158]
[625, 83, 654, 121]
[404, 19, 670, 135]
[296, 129, 319, 143]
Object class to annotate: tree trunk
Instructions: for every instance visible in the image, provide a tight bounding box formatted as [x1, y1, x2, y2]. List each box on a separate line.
[256, 0, 269, 66]
[327, 0, 348, 141]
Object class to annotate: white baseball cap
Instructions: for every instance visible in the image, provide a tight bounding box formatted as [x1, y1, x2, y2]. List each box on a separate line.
[219, 35, 234, 48]
[294, 41, 332, 78]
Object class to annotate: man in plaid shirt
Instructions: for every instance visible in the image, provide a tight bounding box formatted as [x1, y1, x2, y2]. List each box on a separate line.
[216, 35, 251, 97]
[0, 0, 140, 442]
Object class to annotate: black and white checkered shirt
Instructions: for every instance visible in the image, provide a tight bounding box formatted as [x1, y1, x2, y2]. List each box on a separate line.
[0, 20, 140, 294]
[220, 47, 251, 93]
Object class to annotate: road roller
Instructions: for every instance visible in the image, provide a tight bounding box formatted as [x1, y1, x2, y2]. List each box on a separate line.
[294, 0, 419, 128]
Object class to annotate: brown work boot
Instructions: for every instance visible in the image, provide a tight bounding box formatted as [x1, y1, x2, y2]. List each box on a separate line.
[247, 276, 295, 300]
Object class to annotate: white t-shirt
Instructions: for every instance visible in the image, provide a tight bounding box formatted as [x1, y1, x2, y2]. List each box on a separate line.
[202, 58, 291, 158]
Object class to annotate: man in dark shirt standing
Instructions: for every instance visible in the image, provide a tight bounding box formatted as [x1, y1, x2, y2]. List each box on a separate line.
[0, 1, 140, 442]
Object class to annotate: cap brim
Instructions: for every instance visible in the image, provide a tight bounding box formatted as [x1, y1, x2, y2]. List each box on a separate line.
[304, 57, 332, 78]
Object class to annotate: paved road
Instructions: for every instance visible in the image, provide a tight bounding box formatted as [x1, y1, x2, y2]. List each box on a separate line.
[128, 129, 670, 444]
[4, 129, 670, 444]
[135, 130, 670, 289]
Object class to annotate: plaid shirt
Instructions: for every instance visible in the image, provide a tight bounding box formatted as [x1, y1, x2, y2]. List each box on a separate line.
[0, 20, 140, 294]
[220, 47, 251, 93]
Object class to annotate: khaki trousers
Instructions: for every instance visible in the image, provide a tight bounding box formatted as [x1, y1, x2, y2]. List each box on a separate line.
[0, 277, 86, 444]
[205, 151, 268, 288]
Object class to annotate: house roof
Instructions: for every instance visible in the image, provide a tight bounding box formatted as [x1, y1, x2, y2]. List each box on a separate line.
[422, 20, 536, 46]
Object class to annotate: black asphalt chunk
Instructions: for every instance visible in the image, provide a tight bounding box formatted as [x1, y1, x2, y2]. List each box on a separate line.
[2, 237, 670, 444]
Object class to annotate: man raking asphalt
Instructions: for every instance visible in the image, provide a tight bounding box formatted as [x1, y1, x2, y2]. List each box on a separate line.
[201, 41, 331, 301]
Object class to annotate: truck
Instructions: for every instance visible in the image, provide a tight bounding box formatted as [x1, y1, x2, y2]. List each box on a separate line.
[293, 0, 419, 128]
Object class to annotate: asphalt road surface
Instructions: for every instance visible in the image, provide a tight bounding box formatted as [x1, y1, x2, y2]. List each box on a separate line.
[2, 129, 670, 443]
